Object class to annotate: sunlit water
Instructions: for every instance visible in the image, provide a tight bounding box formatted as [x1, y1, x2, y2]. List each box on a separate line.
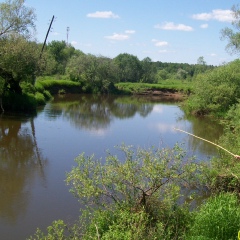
[0, 94, 223, 239]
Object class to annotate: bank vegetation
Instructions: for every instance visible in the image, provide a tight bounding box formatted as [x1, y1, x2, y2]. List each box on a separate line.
[1, 0, 240, 239]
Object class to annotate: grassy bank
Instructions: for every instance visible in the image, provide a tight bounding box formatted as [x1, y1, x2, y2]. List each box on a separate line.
[116, 80, 193, 95]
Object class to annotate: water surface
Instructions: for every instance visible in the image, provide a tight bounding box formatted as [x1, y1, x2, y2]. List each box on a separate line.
[0, 94, 223, 239]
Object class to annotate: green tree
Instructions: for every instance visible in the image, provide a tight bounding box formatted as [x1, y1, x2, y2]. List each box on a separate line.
[0, 35, 40, 94]
[114, 53, 142, 82]
[140, 57, 157, 83]
[185, 60, 240, 115]
[46, 40, 75, 74]
[197, 56, 206, 65]
[0, 0, 36, 37]
[66, 54, 118, 93]
[156, 69, 169, 80]
[0, 0, 38, 111]
[221, 4, 240, 55]
[176, 68, 188, 80]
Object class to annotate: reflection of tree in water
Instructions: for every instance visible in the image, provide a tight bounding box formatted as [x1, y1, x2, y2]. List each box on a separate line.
[178, 114, 223, 157]
[110, 96, 153, 118]
[0, 115, 47, 223]
[46, 94, 154, 130]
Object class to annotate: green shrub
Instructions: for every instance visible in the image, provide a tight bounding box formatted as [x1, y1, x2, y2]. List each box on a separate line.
[35, 92, 46, 105]
[21, 82, 36, 94]
[43, 90, 52, 100]
[2, 92, 37, 112]
[186, 192, 240, 240]
[184, 60, 240, 116]
[34, 81, 44, 92]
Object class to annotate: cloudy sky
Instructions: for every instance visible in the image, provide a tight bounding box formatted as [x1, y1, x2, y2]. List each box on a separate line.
[24, 0, 239, 65]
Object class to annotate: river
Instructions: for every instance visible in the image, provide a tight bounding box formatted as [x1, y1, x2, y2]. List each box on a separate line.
[0, 94, 223, 239]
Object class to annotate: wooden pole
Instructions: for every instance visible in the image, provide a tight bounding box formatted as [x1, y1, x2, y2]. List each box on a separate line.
[40, 15, 55, 59]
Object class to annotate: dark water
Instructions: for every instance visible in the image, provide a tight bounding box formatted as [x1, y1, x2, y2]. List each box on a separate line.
[0, 94, 223, 239]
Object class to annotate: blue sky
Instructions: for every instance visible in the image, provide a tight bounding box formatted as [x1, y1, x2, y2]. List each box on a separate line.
[24, 0, 239, 65]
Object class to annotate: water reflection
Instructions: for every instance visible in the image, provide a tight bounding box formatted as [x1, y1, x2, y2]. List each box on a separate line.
[44, 94, 222, 158]
[0, 115, 47, 223]
[178, 114, 223, 156]
[0, 94, 223, 239]
[45, 94, 154, 130]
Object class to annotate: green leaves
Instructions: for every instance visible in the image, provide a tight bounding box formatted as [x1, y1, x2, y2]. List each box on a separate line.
[0, 0, 36, 38]
[66, 144, 196, 212]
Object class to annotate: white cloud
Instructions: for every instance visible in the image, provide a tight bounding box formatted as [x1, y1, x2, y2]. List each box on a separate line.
[192, 9, 233, 22]
[150, 123, 175, 133]
[200, 23, 208, 29]
[87, 11, 119, 19]
[152, 39, 168, 47]
[105, 33, 129, 40]
[155, 22, 193, 31]
[155, 41, 168, 47]
[210, 53, 217, 57]
[153, 105, 163, 113]
[125, 30, 135, 34]
[71, 41, 78, 45]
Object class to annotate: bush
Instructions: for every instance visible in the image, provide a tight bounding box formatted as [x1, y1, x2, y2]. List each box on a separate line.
[21, 82, 36, 94]
[2, 92, 37, 112]
[35, 92, 46, 105]
[43, 90, 52, 101]
[186, 192, 240, 240]
[184, 60, 240, 116]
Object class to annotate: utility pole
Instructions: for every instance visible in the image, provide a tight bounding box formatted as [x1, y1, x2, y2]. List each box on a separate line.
[67, 26, 70, 46]
[40, 15, 55, 59]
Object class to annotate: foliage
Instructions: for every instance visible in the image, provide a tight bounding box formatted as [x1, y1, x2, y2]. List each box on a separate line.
[0, 0, 36, 38]
[45, 41, 76, 75]
[113, 53, 142, 82]
[0, 35, 41, 93]
[221, 4, 240, 55]
[66, 54, 119, 93]
[116, 80, 192, 94]
[186, 193, 240, 240]
[29, 144, 196, 240]
[35, 92, 46, 105]
[140, 57, 157, 83]
[154, 61, 215, 79]
[66, 144, 196, 213]
[35, 78, 81, 94]
[184, 60, 240, 116]
[28, 204, 192, 240]
[2, 92, 36, 112]
[27, 220, 72, 240]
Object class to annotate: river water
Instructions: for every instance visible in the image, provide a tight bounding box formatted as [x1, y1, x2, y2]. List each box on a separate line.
[0, 94, 223, 239]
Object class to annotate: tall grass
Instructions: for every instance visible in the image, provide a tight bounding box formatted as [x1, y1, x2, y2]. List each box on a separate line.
[186, 193, 240, 240]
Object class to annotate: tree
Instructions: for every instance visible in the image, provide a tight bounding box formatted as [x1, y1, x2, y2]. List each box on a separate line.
[46, 41, 75, 74]
[66, 54, 118, 93]
[140, 57, 157, 83]
[0, 0, 36, 38]
[0, 0, 37, 111]
[176, 68, 188, 80]
[221, 4, 240, 55]
[114, 53, 142, 82]
[197, 56, 206, 65]
[0, 35, 40, 94]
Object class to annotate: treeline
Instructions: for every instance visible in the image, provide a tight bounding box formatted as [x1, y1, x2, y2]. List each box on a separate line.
[41, 40, 214, 83]
[0, 37, 213, 112]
